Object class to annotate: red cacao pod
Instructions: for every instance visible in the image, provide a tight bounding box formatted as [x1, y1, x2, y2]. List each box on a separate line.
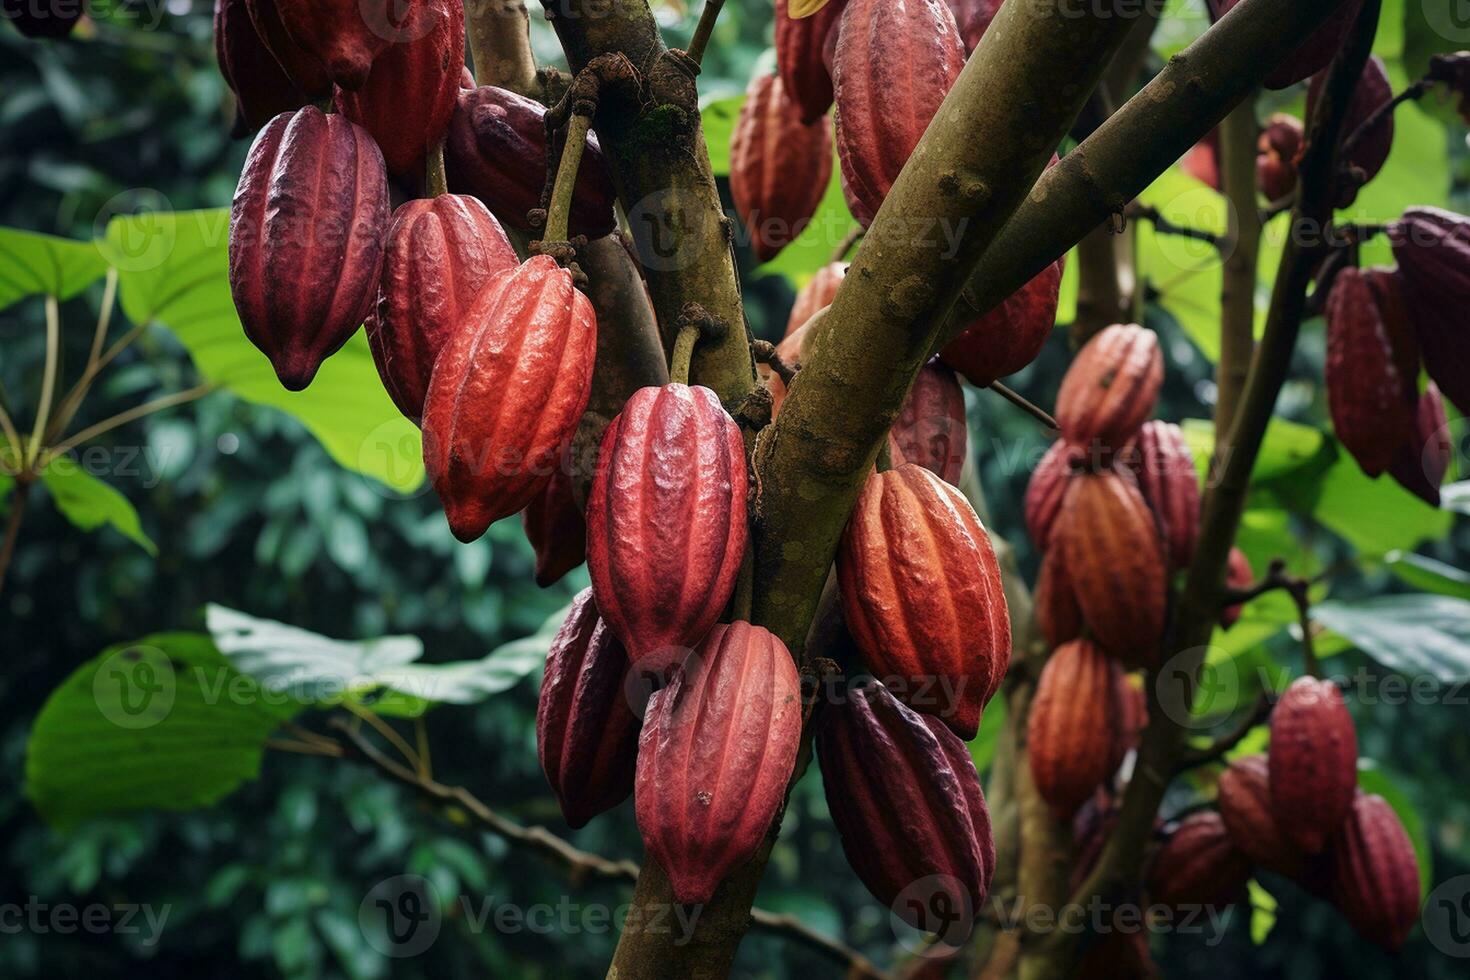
[816, 680, 995, 930]
[838, 464, 1010, 739]
[945, 0, 1001, 53]
[367, 194, 517, 423]
[1389, 382, 1451, 507]
[215, 0, 312, 134]
[446, 85, 618, 238]
[1306, 55, 1394, 208]
[785, 262, 846, 338]
[244, 0, 332, 99]
[1182, 129, 1221, 190]
[586, 384, 749, 674]
[730, 74, 833, 262]
[229, 107, 390, 390]
[1055, 469, 1167, 668]
[1035, 546, 1082, 650]
[1206, 0, 1364, 91]
[522, 462, 587, 588]
[1125, 421, 1201, 570]
[1330, 792, 1422, 951]
[1220, 546, 1253, 629]
[1055, 323, 1164, 453]
[421, 255, 597, 542]
[1217, 754, 1306, 878]
[775, 0, 848, 124]
[891, 360, 968, 486]
[272, 0, 406, 91]
[1269, 676, 1358, 854]
[635, 622, 802, 904]
[1256, 113, 1304, 203]
[1147, 811, 1252, 909]
[2, 1, 80, 37]
[536, 589, 641, 829]
[832, 0, 965, 227]
[1024, 439, 1081, 550]
[1107, 673, 1147, 779]
[335, 0, 463, 177]
[941, 254, 1065, 388]
[1027, 639, 1122, 815]
[1390, 206, 1470, 412]
[1325, 266, 1420, 477]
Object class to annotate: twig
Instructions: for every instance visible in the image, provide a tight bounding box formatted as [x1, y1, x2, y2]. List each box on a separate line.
[1176, 692, 1273, 770]
[0, 478, 29, 596]
[751, 340, 796, 386]
[342, 701, 421, 771]
[49, 320, 151, 442]
[1339, 78, 1430, 157]
[1125, 202, 1223, 249]
[28, 296, 61, 468]
[684, 0, 726, 69]
[988, 382, 1059, 432]
[41, 384, 216, 465]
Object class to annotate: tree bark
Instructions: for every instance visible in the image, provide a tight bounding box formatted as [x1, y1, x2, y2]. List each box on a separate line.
[1216, 100, 1263, 451]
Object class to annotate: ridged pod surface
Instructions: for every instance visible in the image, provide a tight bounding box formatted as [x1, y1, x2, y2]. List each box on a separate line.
[1147, 812, 1253, 909]
[832, 0, 965, 227]
[774, 0, 848, 124]
[446, 86, 618, 238]
[215, 0, 311, 134]
[1035, 546, 1082, 650]
[586, 384, 748, 673]
[1207, 0, 1364, 90]
[367, 195, 517, 423]
[244, 0, 332, 99]
[1325, 266, 1420, 477]
[730, 74, 833, 262]
[1269, 676, 1358, 854]
[1307, 55, 1395, 208]
[522, 463, 587, 588]
[1055, 324, 1163, 452]
[536, 590, 641, 829]
[1330, 792, 1422, 951]
[785, 262, 846, 338]
[1389, 383, 1451, 506]
[273, 0, 401, 90]
[940, 255, 1065, 388]
[1217, 754, 1305, 878]
[1024, 440, 1081, 550]
[816, 681, 995, 930]
[1055, 470, 1167, 668]
[1220, 546, 1253, 628]
[421, 255, 597, 542]
[229, 107, 389, 390]
[1391, 207, 1470, 412]
[335, 0, 464, 177]
[891, 361, 968, 486]
[1126, 421, 1200, 570]
[1027, 639, 1121, 814]
[839, 464, 1010, 738]
[635, 622, 802, 904]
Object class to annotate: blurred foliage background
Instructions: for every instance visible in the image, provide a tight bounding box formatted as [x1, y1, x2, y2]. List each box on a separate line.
[2, 1, 1470, 977]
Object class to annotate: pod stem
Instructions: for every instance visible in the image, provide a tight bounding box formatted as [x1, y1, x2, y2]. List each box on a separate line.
[670, 323, 700, 386]
[543, 110, 592, 245]
[425, 140, 448, 198]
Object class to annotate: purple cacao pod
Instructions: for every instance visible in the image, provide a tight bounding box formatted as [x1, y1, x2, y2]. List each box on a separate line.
[1024, 439, 1081, 551]
[1388, 382, 1451, 507]
[1147, 811, 1252, 909]
[1306, 55, 1395, 208]
[271, 0, 409, 91]
[945, 0, 1002, 53]
[244, 0, 332, 99]
[1390, 206, 1470, 413]
[1330, 792, 1422, 951]
[214, 0, 312, 134]
[1269, 676, 1358, 854]
[522, 461, 588, 588]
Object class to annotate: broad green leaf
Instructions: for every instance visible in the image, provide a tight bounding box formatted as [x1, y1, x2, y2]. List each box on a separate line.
[1356, 763, 1433, 900]
[1180, 416, 1325, 483]
[970, 694, 1006, 774]
[1247, 880, 1277, 945]
[25, 633, 297, 828]
[1314, 594, 1470, 681]
[1137, 169, 1231, 361]
[0, 226, 109, 309]
[701, 94, 743, 177]
[1290, 449, 1452, 555]
[1384, 551, 1470, 600]
[39, 457, 156, 555]
[100, 210, 423, 493]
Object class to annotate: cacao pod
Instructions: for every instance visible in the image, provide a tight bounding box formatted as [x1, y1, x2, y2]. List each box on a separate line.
[536, 589, 641, 828]
[1269, 676, 1358, 854]
[816, 679, 995, 930]
[1324, 266, 1420, 477]
[1027, 639, 1122, 815]
[1390, 206, 1470, 412]
[1330, 792, 1422, 951]
[1216, 754, 1306, 878]
[766, 313, 821, 414]
[586, 384, 749, 674]
[335, 0, 464, 177]
[1206, 0, 1364, 91]
[1070, 792, 1119, 892]
[422, 255, 597, 542]
[1388, 382, 1451, 506]
[1306, 55, 1394, 208]
[838, 464, 1010, 738]
[1055, 323, 1163, 453]
[2, 1, 79, 37]
[1055, 469, 1167, 668]
[1108, 672, 1147, 776]
[215, 0, 311, 134]
[1147, 811, 1252, 909]
[1429, 51, 1470, 126]
[730, 74, 833, 262]
[785, 262, 846, 338]
[774, 0, 848, 124]
[1256, 113, 1303, 203]
[832, 0, 965, 226]
[229, 106, 390, 390]
[244, 0, 332, 99]
[1182, 129, 1221, 190]
[1125, 421, 1200, 570]
[891, 360, 968, 486]
[446, 85, 618, 238]
[636, 622, 802, 904]
[1220, 546, 1252, 628]
[367, 194, 517, 423]
[272, 0, 402, 91]
[944, 0, 1001, 53]
[1024, 439, 1081, 550]
[1035, 545, 1082, 650]
[941, 254, 1066, 388]
[522, 461, 587, 588]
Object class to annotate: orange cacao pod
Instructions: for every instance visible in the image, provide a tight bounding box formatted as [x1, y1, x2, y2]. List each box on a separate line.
[1055, 470, 1167, 668]
[1256, 113, 1303, 203]
[536, 590, 641, 828]
[785, 262, 846, 338]
[635, 622, 802, 904]
[891, 360, 967, 486]
[1148, 811, 1252, 909]
[1330, 792, 1422, 951]
[775, 0, 848, 124]
[1390, 207, 1470, 412]
[215, 0, 312, 134]
[730, 74, 833, 262]
[1269, 676, 1358, 854]
[244, 0, 332, 99]
[229, 106, 389, 390]
[940, 250, 1064, 388]
[1206, 0, 1364, 90]
[586, 384, 749, 674]
[1035, 546, 1082, 650]
[1220, 546, 1253, 628]
[1027, 639, 1121, 814]
[367, 195, 517, 423]
[1307, 55, 1395, 208]
[421, 255, 597, 542]
[832, 0, 965, 226]
[272, 0, 403, 91]
[1216, 754, 1305, 878]
[522, 462, 587, 588]
[335, 0, 463, 177]
[1125, 421, 1200, 570]
[816, 680, 995, 930]
[1024, 440, 1081, 550]
[1055, 324, 1163, 453]
[1389, 382, 1451, 506]
[838, 464, 1010, 739]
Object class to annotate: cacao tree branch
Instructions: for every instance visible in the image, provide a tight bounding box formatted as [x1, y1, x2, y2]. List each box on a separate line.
[1216, 100, 1263, 452]
[465, 0, 539, 96]
[685, 0, 727, 69]
[1176, 692, 1272, 771]
[1125, 203, 1223, 249]
[987, 382, 1059, 432]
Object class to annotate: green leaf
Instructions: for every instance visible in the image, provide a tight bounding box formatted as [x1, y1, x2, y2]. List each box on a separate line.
[1137, 169, 1232, 361]
[25, 633, 296, 829]
[0, 226, 109, 309]
[1290, 450, 1452, 555]
[1384, 551, 1470, 600]
[969, 694, 1007, 773]
[701, 93, 743, 178]
[1356, 763, 1433, 901]
[1180, 416, 1325, 483]
[1314, 594, 1470, 681]
[1247, 880, 1277, 945]
[38, 458, 156, 555]
[100, 210, 423, 493]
